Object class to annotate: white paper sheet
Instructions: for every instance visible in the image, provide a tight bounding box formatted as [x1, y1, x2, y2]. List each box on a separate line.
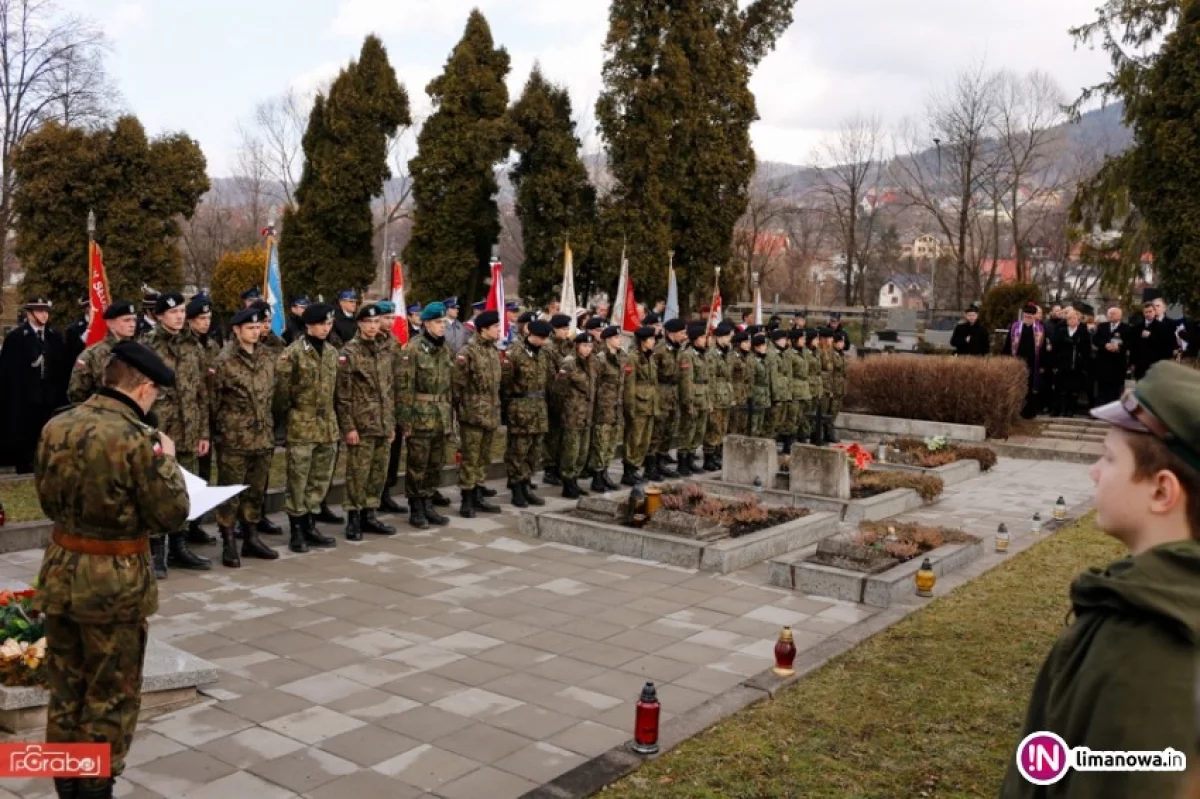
[180, 466, 247, 522]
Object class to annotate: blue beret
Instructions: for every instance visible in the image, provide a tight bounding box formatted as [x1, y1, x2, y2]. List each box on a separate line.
[471, 301, 487, 311]
[290, 296, 310, 307]
[421, 302, 447, 322]
[505, 301, 520, 312]
[406, 303, 422, 315]
[375, 300, 395, 314]
[240, 287, 262, 301]
[444, 297, 458, 309]
[337, 289, 357, 301]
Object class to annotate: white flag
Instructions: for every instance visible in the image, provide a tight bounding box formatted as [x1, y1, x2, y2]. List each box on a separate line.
[560, 242, 578, 336]
[612, 244, 629, 326]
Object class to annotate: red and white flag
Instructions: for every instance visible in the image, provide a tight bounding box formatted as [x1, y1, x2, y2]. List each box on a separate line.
[390, 257, 408, 345]
[707, 268, 723, 331]
[485, 257, 508, 343]
[84, 241, 111, 347]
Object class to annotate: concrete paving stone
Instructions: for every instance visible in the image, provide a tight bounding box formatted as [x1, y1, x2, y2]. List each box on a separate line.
[330, 629, 416, 657]
[480, 672, 572, 705]
[565, 619, 628, 641]
[332, 658, 420, 688]
[693, 595, 763, 617]
[284, 644, 366, 672]
[677, 575, 739, 594]
[494, 741, 586, 784]
[437, 765, 540, 799]
[432, 687, 525, 719]
[382, 644, 466, 672]
[640, 568, 699, 586]
[575, 588, 642, 608]
[213, 618, 290, 644]
[488, 703, 580, 739]
[655, 641, 729, 666]
[684, 629, 757, 651]
[471, 618, 542, 642]
[579, 668, 650, 700]
[474, 643, 558, 669]
[511, 607, 576, 629]
[316, 724, 422, 767]
[371, 744, 480, 791]
[262, 706, 367, 745]
[380, 671, 472, 703]
[302, 769, 423, 799]
[252, 630, 330, 658]
[242, 657, 321, 688]
[672, 665, 752, 695]
[664, 607, 737, 628]
[566, 641, 644, 669]
[427, 609, 499, 631]
[724, 585, 790, 604]
[431, 656, 513, 687]
[125, 730, 188, 769]
[708, 651, 771, 677]
[123, 750, 238, 797]
[277, 673, 367, 704]
[549, 720, 630, 758]
[170, 632, 238, 655]
[604, 628, 680, 654]
[619, 654, 701, 684]
[532, 685, 624, 719]
[774, 595, 837, 615]
[521, 630, 598, 656]
[247, 746, 359, 794]
[590, 607, 659, 628]
[179, 768, 299, 799]
[429, 631, 506, 654]
[637, 618, 708, 640]
[817, 604, 876, 624]
[378, 705, 473, 741]
[434, 723, 534, 763]
[147, 703, 255, 748]
[197, 726, 307, 769]
[525, 655, 611, 684]
[625, 596, 691, 616]
[319, 597, 382, 619]
[217, 687, 315, 725]
[389, 619, 460, 643]
[324, 688, 420, 721]
[743, 605, 811, 627]
[657, 683, 717, 715]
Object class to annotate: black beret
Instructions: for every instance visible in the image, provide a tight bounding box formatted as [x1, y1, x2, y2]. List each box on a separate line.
[747, 325, 762, 336]
[819, 327, 835, 338]
[517, 311, 536, 325]
[302, 303, 335, 325]
[154, 291, 184, 315]
[585, 317, 606, 330]
[715, 321, 735, 336]
[966, 303, 980, 313]
[664, 318, 686, 334]
[788, 328, 804, 341]
[575, 332, 593, 345]
[104, 300, 138, 320]
[732, 330, 749, 344]
[230, 308, 262, 326]
[252, 300, 271, 314]
[806, 329, 818, 343]
[634, 326, 656, 341]
[769, 328, 788, 341]
[794, 311, 807, 319]
[184, 297, 211, 319]
[111, 341, 175, 388]
[550, 314, 571, 329]
[642, 313, 660, 325]
[601, 326, 620, 339]
[686, 321, 708, 340]
[141, 291, 158, 308]
[752, 334, 767, 346]
[240, 287, 262, 301]
[357, 304, 380, 320]
[475, 310, 500, 330]
[527, 320, 552, 338]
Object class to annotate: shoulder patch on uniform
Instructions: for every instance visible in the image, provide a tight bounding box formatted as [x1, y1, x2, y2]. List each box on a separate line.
[456, 354, 466, 362]
[402, 355, 410, 361]
[338, 355, 347, 364]
[680, 361, 692, 369]
[207, 368, 216, 375]
[623, 364, 633, 372]
[75, 359, 86, 369]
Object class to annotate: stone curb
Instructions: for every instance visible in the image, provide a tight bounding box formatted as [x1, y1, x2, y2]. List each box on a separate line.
[519, 497, 1096, 799]
[984, 441, 1100, 465]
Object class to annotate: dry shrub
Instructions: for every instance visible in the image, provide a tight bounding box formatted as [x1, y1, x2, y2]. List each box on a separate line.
[890, 437, 998, 472]
[846, 356, 1027, 438]
[953, 446, 997, 472]
[884, 540, 920, 560]
[856, 521, 975, 558]
[853, 471, 945, 503]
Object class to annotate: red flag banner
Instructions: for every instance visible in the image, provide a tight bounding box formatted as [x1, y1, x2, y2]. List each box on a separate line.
[390, 258, 408, 345]
[621, 274, 639, 333]
[84, 241, 110, 346]
[485, 258, 508, 342]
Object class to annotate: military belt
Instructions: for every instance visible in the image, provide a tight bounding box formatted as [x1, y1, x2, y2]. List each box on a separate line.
[511, 392, 545, 400]
[415, 393, 450, 403]
[52, 528, 148, 556]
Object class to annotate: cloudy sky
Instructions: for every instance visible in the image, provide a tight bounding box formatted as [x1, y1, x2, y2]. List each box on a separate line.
[69, 0, 1113, 177]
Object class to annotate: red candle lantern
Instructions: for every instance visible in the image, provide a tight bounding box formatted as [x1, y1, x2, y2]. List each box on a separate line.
[632, 681, 660, 755]
[773, 627, 796, 677]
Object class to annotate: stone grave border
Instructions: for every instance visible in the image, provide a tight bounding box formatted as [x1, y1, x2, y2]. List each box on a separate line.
[834, 412, 987, 443]
[870, 458, 980, 487]
[687, 473, 926, 524]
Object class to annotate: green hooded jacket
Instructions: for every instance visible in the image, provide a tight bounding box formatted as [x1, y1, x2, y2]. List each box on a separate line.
[1001, 540, 1200, 798]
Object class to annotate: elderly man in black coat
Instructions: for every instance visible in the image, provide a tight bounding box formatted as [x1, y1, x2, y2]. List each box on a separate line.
[0, 296, 68, 472]
[1091, 306, 1131, 405]
[950, 303, 990, 356]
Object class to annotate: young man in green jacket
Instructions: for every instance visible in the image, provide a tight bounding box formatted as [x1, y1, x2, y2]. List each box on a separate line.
[1001, 360, 1200, 798]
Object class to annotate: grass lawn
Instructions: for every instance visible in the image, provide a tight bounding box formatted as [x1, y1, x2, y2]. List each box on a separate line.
[601, 516, 1124, 799]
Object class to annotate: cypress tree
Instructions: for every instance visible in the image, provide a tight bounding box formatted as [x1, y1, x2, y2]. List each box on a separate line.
[13, 116, 209, 317]
[405, 10, 512, 303]
[280, 35, 409, 300]
[510, 66, 597, 307]
[596, 0, 794, 308]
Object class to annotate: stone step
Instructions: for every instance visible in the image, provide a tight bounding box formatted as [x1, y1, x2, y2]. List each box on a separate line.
[1045, 424, 1107, 436]
[1041, 431, 1106, 443]
[1042, 417, 1103, 429]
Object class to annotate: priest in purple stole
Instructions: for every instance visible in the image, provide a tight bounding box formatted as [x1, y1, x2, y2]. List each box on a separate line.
[1004, 302, 1045, 419]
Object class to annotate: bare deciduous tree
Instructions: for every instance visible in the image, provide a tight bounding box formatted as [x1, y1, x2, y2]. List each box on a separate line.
[731, 164, 794, 299]
[238, 87, 311, 208]
[779, 194, 830, 304]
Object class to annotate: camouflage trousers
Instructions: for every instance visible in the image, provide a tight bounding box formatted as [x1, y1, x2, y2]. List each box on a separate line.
[216, 449, 272, 528]
[506, 433, 543, 482]
[793, 399, 812, 439]
[678, 408, 709, 452]
[542, 421, 563, 471]
[405, 434, 444, 499]
[767, 402, 792, 439]
[651, 404, 679, 457]
[45, 614, 148, 791]
[623, 415, 654, 468]
[560, 428, 591, 480]
[728, 406, 750, 437]
[749, 408, 768, 437]
[161, 451, 199, 539]
[827, 397, 843, 426]
[588, 424, 620, 473]
[459, 424, 496, 490]
[345, 436, 389, 510]
[285, 442, 337, 516]
[704, 408, 730, 452]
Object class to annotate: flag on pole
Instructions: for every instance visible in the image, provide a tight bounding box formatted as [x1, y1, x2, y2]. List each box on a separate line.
[611, 244, 629, 326]
[753, 283, 763, 327]
[390, 257, 408, 345]
[707, 268, 723, 331]
[263, 234, 285, 336]
[485, 257, 508, 343]
[664, 261, 679, 323]
[620, 272, 639, 333]
[560, 242, 577, 336]
[84, 240, 111, 347]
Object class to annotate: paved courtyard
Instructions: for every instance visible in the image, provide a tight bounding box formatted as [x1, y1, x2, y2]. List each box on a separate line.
[0, 456, 1095, 799]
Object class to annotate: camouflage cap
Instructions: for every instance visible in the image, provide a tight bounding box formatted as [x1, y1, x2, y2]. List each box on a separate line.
[1092, 361, 1200, 471]
[111, 341, 175, 387]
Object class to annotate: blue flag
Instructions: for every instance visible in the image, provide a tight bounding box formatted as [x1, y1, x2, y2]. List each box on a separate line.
[264, 238, 284, 336]
[664, 266, 679, 323]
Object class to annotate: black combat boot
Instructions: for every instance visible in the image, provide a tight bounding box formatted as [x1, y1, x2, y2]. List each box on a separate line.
[256, 516, 283, 535]
[53, 777, 77, 799]
[288, 515, 309, 553]
[522, 480, 545, 506]
[361, 509, 395, 534]
[168, 532, 211, 570]
[407, 500, 429, 530]
[380, 488, 406, 514]
[714, 445, 724, 469]
[644, 455, 663, 482]
[479, 485, 498, 497]
[562, 478, 583, 499]
[150, 536, 168, 579]
[781, 435, 793, 455]
[460, 489, 477, 518]
[303, 514, 336, 548]
[345, 510, 364, 541]
[473, 487, 501, 513]
[824, 417, 840, 445]
[662, 452, 678, 465]
[620, 462, 641, 486]
[431, 490, 451, 507]
[602, 468, 620, 490]
[510, 481, 529, 509]
[658, 454, 679, 479]
[702, 451, 719, 472]
[424, 498, 450, 526]
[316, 500, 344, 524]
[590, 472, 610, 493]
[242, 525, 280, 560]
[810, 414, 825, 446]
[219, 527, 240, 568]
[186, 520, 216, 545]
[75, 778, 113, 798]
[677, 452, 694, 477]
[541, 466, 562, 487]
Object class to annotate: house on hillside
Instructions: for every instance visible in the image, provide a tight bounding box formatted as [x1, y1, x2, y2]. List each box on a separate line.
[902, 233, 946, 261]
[878, 273, 931, 310]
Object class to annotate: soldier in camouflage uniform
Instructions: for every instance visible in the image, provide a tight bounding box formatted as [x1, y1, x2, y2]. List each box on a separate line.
[767, 329, 792, 443]
[540, 314, 573, 486]
[651, 318, 688, 479]
[144, 292, 212, 577]
[253, 300, 287, 356]
[335, 304, 396, 539]
[587, 326, 627, 493]
[452, 310, 502, 518]
[702, 321, 735, 471]
[800, 330, 821, 445]
[502, 319, 552, 507]
[728, 330, 752, 436]
[676, 321, 712, 476]
[786, 328, 811, 453]
[750, 334, 772, 436]
[276, 302, 339, 553]
[67, 300, 138, 404]
[34, 341, 188, 799]
[372, 302, 408, 516]
[827, 332, 848, 444]
[397, 303, 453, 529]
[211, 307, 280, 567]
[623, 326, 658, 483]
[817, 328, 836, 445]
[187, 296, 221, 509]
[556, 333, 596, 498]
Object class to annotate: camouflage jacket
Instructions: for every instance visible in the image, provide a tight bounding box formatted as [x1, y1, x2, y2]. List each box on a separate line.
[193, 333, 221, 427]
[336, 335, 396, 439]
[555, 354, 594, 430]
[819, 347, 835, 397]
[396, 332, 452, 436]
[260, 329, 287, 356]
[831, 349, 847, 396]
[623, 347, 658, 419]
[377, 331, 403, 424]
[452, 334, 502, 430]
[752, 353, 772, 410]
[652, 340, 683, 414]
[502, 340, 552, 434]
[678, 344, 711, 415]
[276, 337, 339, 444]
[67, 333, 122, 405]
[707, 346, 734, 410]
[33, 390, 189, 623]
[729, 350, 752, 409]
[804, 347, 822, 400]
[144, 326, 209, 452]
[212, 341, 277, 451]
[787, 346, 811, 402]
[592, 349, 627, 426]
[768, 345, 792, 403]
[545, 335, 574, 406]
